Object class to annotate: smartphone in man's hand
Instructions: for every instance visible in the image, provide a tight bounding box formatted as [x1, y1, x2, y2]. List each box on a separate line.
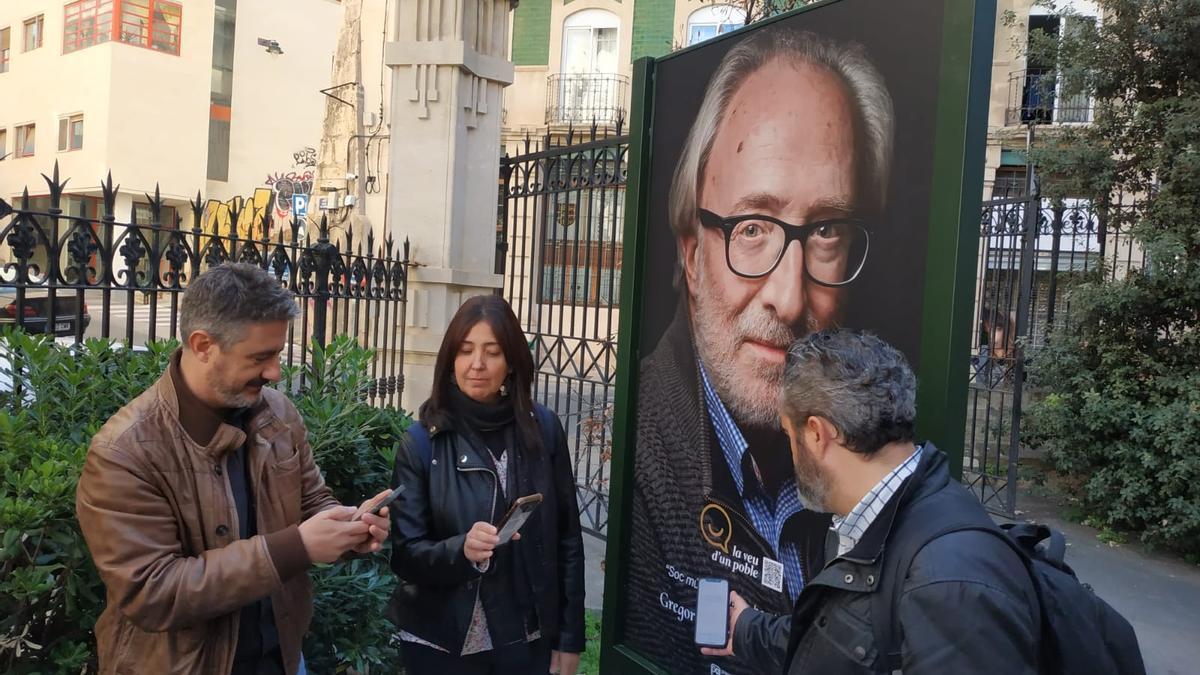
[351, 485, 405, 521]
[694, 577, 730, 648]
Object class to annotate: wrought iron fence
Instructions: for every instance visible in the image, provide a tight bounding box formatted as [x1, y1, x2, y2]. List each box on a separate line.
[499, 125, 628, 538]
[965, 189, 1146, 515]
[0, 163, 410, 408]
[546, 73, 630, 127]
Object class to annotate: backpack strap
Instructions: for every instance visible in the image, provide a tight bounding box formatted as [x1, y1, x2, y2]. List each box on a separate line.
[1003, 522, 1065, 566]
[532, 403, 559, 454]
[407, 421, 433, 468]
[869, 494, 1013, 672]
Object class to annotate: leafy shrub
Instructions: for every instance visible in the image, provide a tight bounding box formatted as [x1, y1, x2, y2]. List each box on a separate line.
[288, 334, 410, 501]
[288, 334, 411, 674]
[306, 557, 402, 675]
[0, 330, 410, 673]
[1023, 273, 1200, 558]
[1016, 0, 1200, 560]
[1, 331, 174, 674]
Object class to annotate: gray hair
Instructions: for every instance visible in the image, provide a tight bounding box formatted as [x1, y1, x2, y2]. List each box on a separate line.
[781, 329, 916, 455]
[668, 28, 895, 244]
[179, 263, 299, 347]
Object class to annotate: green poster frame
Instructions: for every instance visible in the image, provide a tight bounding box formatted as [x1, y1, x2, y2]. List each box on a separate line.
[600, 0, 997, 671]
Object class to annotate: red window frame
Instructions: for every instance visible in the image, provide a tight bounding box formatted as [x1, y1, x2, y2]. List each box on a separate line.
[63, 0, 181, 56]
[63, 0, 113, 54]
[118, 0, 182, 54]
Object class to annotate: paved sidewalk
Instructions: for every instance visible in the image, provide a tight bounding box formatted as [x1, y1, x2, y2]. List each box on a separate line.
[583, 532, 607, 611]
[1014, 492, 1200, 675]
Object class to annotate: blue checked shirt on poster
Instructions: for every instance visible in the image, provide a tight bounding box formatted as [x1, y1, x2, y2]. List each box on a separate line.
[699, 363, 807, 603]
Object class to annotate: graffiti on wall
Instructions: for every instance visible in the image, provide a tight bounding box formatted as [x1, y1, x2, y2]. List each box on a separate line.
[293, 146, 317, 168]
[258, 147, 319, 219]
[200, 148, 319, 239]
[202, 189, 275, 239]
[265, 170, 315, 219]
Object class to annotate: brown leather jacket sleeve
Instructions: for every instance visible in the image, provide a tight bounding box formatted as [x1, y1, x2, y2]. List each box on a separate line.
[76, 442, 286, 632]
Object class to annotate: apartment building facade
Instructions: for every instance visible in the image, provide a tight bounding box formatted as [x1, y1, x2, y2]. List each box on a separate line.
[0, 0, 344, 251]
[503, 0, 745, 142]
[984, 0, 1099, 197]
[502, 0, 1099, 186]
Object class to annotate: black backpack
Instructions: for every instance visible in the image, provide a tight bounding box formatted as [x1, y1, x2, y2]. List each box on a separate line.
[873, 503, 1146, 675]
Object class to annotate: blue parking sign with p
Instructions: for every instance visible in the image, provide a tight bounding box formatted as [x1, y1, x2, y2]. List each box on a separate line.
[293, 194, 309, 219]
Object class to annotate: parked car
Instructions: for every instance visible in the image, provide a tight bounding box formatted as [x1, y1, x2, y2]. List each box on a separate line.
[0, 290, 91, 337]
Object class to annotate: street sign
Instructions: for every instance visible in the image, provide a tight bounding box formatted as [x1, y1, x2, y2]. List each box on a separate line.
[292, 193, 309, 219]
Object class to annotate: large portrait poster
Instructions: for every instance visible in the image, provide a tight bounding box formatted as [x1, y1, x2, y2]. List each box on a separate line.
[601, 0, 995, 673]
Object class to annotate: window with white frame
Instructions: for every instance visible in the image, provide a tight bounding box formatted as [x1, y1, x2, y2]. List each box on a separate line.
[686, 5, 745, 46]
[557, 10, 620, 123]
[1022, 1, 1097, 124]
[0, 128, 8, 159]
[58, 114, 84, 152]
[1, 28, 10, 73]
[561, 9, 619, 76]
[24, 15, 44, 51]
[15, 123, 35, 158]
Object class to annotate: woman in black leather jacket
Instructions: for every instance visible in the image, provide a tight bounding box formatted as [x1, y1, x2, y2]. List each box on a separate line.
[388, 295, 586, 675]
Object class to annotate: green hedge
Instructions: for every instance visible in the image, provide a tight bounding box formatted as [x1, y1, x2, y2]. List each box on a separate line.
[1023, 274, 1200, 561]
[0, 330, 409, 673]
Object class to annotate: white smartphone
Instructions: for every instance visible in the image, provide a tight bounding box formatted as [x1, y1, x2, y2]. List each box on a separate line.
[694, 577, 730, 648]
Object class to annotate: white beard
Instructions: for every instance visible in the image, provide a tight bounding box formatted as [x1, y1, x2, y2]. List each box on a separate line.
[690, 257, 823, 430]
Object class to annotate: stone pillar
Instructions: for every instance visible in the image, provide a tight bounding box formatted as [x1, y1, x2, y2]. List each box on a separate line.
[385, 0, 514, 413]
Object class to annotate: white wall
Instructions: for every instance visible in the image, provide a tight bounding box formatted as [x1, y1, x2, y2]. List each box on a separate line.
[105, 4, 215, 201]
[213, 0, 343, 216]
[0, 1, 211, 206]
[0, 1, 348, 222]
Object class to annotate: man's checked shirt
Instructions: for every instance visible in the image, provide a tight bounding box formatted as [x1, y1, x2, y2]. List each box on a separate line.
[832, 443, 925, 556]
[698, 362, 807, 603]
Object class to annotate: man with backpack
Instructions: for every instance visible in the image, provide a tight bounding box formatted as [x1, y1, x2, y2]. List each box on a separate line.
[706, 329, 1143, 674]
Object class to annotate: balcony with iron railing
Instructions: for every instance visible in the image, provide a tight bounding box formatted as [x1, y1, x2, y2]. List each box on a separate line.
[1006, 68, 1094, 126]
[546, 73, 630, 127]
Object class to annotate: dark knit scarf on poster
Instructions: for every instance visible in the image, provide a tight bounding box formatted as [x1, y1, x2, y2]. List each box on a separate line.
[448, 386, 539, 635]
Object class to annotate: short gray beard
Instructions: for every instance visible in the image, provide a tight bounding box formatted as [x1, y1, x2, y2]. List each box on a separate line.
[793, 447, 833, 514]
[691, 256, 822, 430]
[206, 366, 261, 409]
[792, 461, 830, 509]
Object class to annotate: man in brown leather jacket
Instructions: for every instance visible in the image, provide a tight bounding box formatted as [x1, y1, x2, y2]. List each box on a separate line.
[76, 263, 391, 675]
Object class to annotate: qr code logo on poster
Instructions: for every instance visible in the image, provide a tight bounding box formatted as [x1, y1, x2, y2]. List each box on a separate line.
[761, 557, 784, 593]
